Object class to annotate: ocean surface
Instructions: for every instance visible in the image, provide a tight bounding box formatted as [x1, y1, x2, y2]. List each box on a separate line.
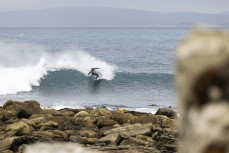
[0, 27, 188, 113]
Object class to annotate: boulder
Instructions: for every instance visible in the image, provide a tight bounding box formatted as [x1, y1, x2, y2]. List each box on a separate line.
[81, 117, 97, 128]
[131, 114, 156, 124]
[155, 108, 178, 119]
[75, 111, 90, 118]
[97, 118, 118, 128]
[154, 115, 178, 132]
[111, 113, 135, 125]
[90, 108, 111, 118]
[103, 123, 151, 137]
[5, 122, 30, 136]
[27, 117, 45, 125]
[3, 100, 42, 119]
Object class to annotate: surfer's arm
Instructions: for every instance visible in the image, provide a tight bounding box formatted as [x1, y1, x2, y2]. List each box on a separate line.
[94, 68, 99, 70]
[88, 71, 91, 75]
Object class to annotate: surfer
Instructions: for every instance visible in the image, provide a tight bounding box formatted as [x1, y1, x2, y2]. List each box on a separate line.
[88, 68, 100, 79]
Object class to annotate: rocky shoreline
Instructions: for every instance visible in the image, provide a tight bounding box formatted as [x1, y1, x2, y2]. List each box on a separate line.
[0, 100, 178, 153]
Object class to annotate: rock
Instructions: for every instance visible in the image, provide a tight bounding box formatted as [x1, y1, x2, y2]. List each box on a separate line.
[0, 137, 18, 151]
[152, 124, 163, 132]
[155, 108, 178, 119]
[3, 100, 42, 119]
[97, 118, 118, 128]
[120, 137, 149, 146]
[70, 136, 87, 144]
[111, 113, 135, 125]
[76, 130, 98, 138]
[5, 122, 30, 136]
[29, 114, 46, 119]
[97, 133, 122, 145]
[42, 109, 59, 115]
[10, 136, 40, 152]
[136, 135, 154, 142]
[46, 116, 75, 131]
[90, 108, 111, 118]
[86, 138, 97, 144]
[81, 117, 97, 128]
[58, 109, 75, 116]
[1, 150, 13, 153]
[103, 123, 151, 137]
[2, 110, 17, 121]
[131, 114, 156, 124]
[38, 121, 58, 128]
[154, 115, 178, 132]
[32, 131, 55, 139]
[27, 117, 45, 125]
[52, 130, 68, 138]
[75, 111, 90, 118]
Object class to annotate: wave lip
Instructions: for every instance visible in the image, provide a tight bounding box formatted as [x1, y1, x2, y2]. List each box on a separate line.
[0, 41, 116, 95]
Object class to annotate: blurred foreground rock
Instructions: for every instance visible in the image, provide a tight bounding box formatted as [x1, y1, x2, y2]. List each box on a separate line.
[0, 100, 178, 153]
[177, 28, 229, 153]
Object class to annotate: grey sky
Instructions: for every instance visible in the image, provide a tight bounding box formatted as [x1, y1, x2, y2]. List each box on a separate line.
[0, 0, 228, 14]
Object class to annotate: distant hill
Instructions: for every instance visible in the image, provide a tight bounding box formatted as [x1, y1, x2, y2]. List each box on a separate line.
[0, 7, 228, 27]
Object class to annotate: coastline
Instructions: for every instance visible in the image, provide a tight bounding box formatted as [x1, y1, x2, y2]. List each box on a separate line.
[0, 100, 178, 153]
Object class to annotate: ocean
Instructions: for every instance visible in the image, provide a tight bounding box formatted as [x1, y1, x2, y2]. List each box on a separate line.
[0, 27, 188, 113]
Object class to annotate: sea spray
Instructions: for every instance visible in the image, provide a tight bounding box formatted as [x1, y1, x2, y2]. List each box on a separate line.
[0, 41, 116, 95]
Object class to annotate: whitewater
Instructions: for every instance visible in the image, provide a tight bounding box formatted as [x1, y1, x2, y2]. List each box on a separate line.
[0, 41, 116, 95]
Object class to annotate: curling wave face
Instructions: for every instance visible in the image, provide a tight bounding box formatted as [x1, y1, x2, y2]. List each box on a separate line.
[0, 41, 116, 95]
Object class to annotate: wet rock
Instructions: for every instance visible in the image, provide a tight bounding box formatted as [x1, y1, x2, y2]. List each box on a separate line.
[155, 108, 178, 119]
[5, 122, 30, 136]
[90, 108, 111, 118]
[103, 123, 151, 137]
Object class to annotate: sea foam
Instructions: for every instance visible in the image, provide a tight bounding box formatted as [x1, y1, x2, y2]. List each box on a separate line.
[0, 41, 116, 94]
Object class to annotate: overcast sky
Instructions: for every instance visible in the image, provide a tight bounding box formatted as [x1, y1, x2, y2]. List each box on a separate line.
[0, 0, 228, 14]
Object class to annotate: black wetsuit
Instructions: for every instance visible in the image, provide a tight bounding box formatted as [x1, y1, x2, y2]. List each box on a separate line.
[88, 68, 99, 79]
